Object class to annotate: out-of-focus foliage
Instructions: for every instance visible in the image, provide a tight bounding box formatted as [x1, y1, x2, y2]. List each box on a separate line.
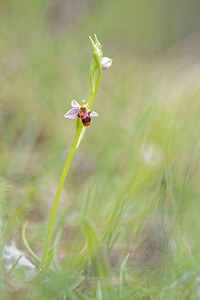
[1, 0, 200, 299]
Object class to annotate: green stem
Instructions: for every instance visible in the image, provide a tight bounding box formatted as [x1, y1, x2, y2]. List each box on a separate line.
[88, 70, 102, 109]
[40, 144, 77, 268]
[40, 70, 102, 269]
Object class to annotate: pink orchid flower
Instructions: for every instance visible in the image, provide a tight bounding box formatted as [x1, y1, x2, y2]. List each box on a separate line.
[64, 100, 98, 128]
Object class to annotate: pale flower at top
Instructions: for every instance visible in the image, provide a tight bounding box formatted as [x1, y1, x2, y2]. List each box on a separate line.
[64, 100, 98, 128]
[101, 57, 112, 70]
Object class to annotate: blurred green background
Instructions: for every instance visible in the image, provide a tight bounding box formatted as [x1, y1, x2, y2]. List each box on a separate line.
[1, 0, 200, 299]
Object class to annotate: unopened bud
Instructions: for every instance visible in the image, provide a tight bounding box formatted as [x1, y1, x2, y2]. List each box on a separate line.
[89, 35, 103, 72]
[101, 57, 112, 70]
[94, 34, 102, 52]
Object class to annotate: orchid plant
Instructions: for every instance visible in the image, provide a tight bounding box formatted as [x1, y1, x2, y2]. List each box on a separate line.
[22, 34, 112, 272]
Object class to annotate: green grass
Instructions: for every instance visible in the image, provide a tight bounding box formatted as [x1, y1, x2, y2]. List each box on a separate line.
[1, 0, 200, 299]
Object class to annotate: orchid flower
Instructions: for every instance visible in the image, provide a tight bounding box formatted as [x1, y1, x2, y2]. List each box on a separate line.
[64, 100, 98, 127]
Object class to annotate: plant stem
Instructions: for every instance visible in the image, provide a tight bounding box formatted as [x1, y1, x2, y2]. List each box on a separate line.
[40, 70, 102, 268]
[40, 143, 77, 267]
[88, 70, 102, 109]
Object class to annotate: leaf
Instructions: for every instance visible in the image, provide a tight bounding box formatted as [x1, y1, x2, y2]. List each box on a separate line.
[44, 248, 54, 271]
[21, 222, 41, 264]
[0, 180, 6, 239]
[52, 229, 62, 271]
[41, 270, 84, 298]
[4, 208, 24, 244]
[74, 289, 90, 300]
[83, 218, 109, 277]
[119, 254, 130, 294]
[7, 255, 23, 274]
[96, 280, 103, 300]
[66, 271, 84, 291]
[108, 230, 121, 255]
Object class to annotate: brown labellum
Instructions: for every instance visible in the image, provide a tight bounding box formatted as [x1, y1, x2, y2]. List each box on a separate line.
[77, 108, 92, 128]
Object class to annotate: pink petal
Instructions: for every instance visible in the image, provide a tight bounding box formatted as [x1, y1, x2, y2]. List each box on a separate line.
[90, 111, 99, 117]
[71, 100, 80, 108]
[64, 108, 79, 119]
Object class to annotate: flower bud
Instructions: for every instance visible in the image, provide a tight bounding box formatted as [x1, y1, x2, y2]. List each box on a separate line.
[89, 35, 102, 72]
[101, 57, 113, 70]
[94, 34, 102, 52]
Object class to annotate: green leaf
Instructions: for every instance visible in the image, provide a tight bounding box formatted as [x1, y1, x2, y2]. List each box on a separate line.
[119, 254, 130, 295]
[52, 229, 62, 271]
[74, 289, 90, 300]
[45, 247, 54, 271]
[83, 218, 109, 277]
[66, 271, 84, 291]
[96, 280, 103, 300]
[107, 230, 121, 255]
[21, 222, 41, 264]
[42, 270, 84, 298]
[7, 255, 23, 274]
